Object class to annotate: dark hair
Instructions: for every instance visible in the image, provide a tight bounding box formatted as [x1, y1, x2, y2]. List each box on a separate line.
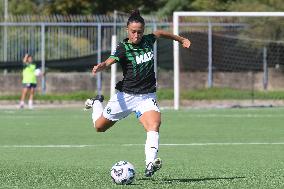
[127, 10, 145, 26]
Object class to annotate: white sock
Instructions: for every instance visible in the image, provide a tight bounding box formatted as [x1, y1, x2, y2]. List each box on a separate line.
[145, 131, 159, 166]
[20, 101, 24, 106]
[19, 101, 25, 108]
[92, 100, 103, 124]
[28, 100, 33, 109]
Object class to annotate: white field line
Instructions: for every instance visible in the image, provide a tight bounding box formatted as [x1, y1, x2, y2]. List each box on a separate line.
[0, 143, 283, 148]
[180, 114, 284, 118]
[124, 143, 284, 146]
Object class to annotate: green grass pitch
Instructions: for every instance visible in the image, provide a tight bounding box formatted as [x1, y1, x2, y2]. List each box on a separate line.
[0, 107, 283, 188]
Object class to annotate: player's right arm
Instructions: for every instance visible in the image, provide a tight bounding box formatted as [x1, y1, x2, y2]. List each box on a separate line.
[23, 54, 29, 63]
[92, 42, 125, 75]
[92, 58, 116, 75]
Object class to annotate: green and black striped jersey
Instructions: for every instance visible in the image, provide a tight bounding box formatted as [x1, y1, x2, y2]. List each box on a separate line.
[109, 34, 156, 94]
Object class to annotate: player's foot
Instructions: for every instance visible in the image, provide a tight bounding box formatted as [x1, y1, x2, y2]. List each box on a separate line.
[19, 101, 25, 109]
[84, 95, 104, 110]
[144, 158, 162, 177]
[28, 102, 33, 110]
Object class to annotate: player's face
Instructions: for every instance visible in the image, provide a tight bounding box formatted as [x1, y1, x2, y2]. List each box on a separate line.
[27, 56, 33, 63]
[127, 22, 144, 44]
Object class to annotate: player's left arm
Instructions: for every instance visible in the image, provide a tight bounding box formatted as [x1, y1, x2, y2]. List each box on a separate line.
[153, 30, 191, 48]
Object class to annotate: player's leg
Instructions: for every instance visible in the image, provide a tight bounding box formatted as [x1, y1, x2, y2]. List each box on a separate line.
[28, 86, 35, 109]
[140, 110, 161, 165]
[136, 96, 162, 177]
[19, 85, 28, 108]
[85, 95, 115, 132]
[140, 110, 161, 132]
[140, 110, 162, 177]
[94, 116, 116, 132]
[85, 93, 131, 132]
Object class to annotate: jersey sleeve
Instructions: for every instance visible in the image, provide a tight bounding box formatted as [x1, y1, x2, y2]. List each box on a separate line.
[145, 34, 157, 45]
[109, 42, 125, 62]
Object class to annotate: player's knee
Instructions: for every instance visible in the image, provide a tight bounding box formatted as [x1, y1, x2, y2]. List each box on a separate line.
[146, 121, 161, 132]
[93, 118, 115, 132]
[93, 124, 107, 132]
[153, 120, 161, 128]
[96, 127, 107, 132]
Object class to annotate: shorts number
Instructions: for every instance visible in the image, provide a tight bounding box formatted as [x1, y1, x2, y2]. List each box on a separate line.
[152, 99, 158, 106]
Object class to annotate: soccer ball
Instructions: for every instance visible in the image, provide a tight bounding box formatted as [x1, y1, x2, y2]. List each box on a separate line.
[34, 68, 41, 76]
[110, 161, 135, 185]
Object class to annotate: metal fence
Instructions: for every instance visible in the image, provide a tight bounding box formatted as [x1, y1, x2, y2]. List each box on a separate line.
[0, 14, 171, 94]
[0, 14, 170, 63]
[1, 14, 283, 98]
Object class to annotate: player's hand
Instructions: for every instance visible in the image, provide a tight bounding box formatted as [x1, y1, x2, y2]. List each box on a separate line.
[92, 62, 106, 75]
[181, 38, 191, 48]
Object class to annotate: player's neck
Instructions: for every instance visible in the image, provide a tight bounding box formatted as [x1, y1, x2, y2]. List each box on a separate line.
[127, 39, 142, 45]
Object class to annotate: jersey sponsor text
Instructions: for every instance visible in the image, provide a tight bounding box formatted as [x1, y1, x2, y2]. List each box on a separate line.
[135, 51, 154, 64]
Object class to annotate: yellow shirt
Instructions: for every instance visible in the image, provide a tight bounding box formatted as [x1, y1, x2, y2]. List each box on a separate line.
[22, 63, 37, 84]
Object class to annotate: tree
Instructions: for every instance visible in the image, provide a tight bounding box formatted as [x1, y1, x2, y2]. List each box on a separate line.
[8, 0, 38, 14]
[42, 0, 162, 15]
[227, 0, 284, 11]
[4, 0, 284, 17]
[156, 0, 238, 17]
[42, 0, 94, 15]
[227, 0, 284, 41]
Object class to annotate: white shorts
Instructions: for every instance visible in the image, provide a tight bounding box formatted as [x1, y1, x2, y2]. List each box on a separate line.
[102, 92, 160, 121]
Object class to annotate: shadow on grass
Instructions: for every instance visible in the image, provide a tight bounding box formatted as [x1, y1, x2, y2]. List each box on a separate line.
[162, 176, 246, 183]
[138, 176, 246, 184]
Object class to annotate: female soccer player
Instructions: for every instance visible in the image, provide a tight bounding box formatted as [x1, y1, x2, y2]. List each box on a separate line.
[19, 54, 40, 109]
[85, 10, 191, 177]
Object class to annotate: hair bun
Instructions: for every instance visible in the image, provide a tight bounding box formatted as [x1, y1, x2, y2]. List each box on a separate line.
[127, 9, 144, 26]
[130, 9, 140, 17]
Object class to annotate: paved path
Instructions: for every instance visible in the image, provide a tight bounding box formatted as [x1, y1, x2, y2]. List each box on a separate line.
[1, 100, 284, 109]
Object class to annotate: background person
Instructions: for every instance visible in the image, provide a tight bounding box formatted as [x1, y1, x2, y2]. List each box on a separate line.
[19, 54, 41, 109]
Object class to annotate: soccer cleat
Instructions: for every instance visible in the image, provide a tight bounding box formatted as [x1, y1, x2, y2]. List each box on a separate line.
[84, 95, 104, 110]
[144, 158, 162, 177]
